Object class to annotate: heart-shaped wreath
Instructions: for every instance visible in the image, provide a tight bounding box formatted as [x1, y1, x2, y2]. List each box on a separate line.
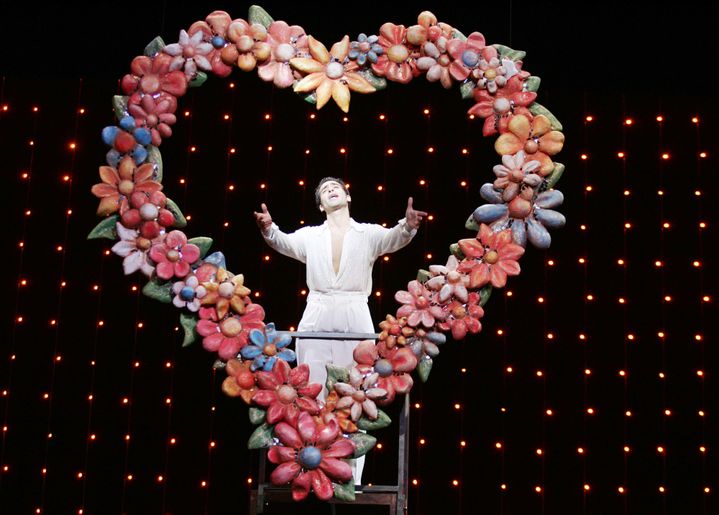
[88, 4, 566, 502]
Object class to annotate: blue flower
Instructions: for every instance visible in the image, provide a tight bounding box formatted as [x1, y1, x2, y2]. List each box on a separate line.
[240, 322, 295, 371]
[348, 33, 383, 67]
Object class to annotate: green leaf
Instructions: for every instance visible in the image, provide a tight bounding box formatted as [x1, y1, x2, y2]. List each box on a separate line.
[460, 81, 475, 100]
[189, 71, 208, 88]
[544, 162, 565, 190]
[302, 91, 317, 105]
[144, 36, 166, 57]
[142, 278, 173, 304]
[492, 43, 526, 61]
[525, 76, 541, 93]
[348, 432, 376, 458]
[449, 243, 465, 260]
[479, 285, 493, 307]
[529, 102, 563, 131]
[248, 423, 274, 449]
[358, 68, 387, 91]
[87, 215, 119, 240]
[248, 5, 274, 28]
[113, 95, 129, 121]
[333, 480, 356, 502]
[326, 364, 350, 393]
[465, 213, 480, 232]
[249, 407, 266, 425]
[147, 145, 163, 183]
[416, 269, 431, 284]
[356, 409, 392, 431]
[417, 358, 433, 382]
[188, 237, 213, 259]
[180, 312, 198, 347]
[164, 198, 187, 228]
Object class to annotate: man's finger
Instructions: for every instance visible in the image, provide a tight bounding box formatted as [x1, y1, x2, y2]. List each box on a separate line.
[261, 203, 269, 214]
[414, 210, 429, 217]
[407, 197, 414, 209]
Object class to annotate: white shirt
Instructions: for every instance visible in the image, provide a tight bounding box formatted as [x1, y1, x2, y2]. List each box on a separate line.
[262, 218, 416, 297]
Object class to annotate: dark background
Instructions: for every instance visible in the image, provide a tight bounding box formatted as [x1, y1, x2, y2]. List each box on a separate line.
[1, 1, 717, 514]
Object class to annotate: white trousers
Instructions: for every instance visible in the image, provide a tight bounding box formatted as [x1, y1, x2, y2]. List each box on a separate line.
[296, 291, 372, 485]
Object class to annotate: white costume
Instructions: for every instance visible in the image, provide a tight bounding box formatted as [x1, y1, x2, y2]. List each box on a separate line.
[262, 217, 416, 483]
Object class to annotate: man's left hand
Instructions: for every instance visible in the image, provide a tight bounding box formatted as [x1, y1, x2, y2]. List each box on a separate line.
[405, 197, 428, 230]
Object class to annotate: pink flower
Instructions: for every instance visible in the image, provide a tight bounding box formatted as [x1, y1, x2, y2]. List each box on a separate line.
[127, 92, 177, 147]
[353, 340, 417, 405]
[394, 280, 446, 328]
[187, 11, 234, 78]
[257, 21, 309, 88]
[492, 150, 543, 202]
[111, 223, 162, 277]
[252, 360, 322, 426]
[416, 36, 454, 89]
[148, 230, 200, 280]
[164, 29, 214, 80]
[91, 156, 162, 216]
[121, 53, 187, 97]
[268, 412, 354, 501]
[494, 113, 565, 176]
[467, 75, 537, 136]
[437, 292, 485, 340]
[457, 225, 525, 289]
[119, 190, 175, 240]
[446, 32, 488, 81]
[371, 23, 420, 84]
[425, 255, 469, 303]
[334, 367, 387, 421]
[196, 302, 266, 360]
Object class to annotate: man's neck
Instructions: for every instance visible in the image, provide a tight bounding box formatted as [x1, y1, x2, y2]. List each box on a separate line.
[325, 206, 351, 230]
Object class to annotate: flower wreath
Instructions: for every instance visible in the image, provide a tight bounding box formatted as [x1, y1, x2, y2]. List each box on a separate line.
[88, 5, 566, 502]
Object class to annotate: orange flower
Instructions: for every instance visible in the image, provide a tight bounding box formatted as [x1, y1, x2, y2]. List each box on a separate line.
[291, 36, 375, 112]
[201, 268, 251, 317]
[91, 156, 161, 216]
[494, 114, 565, 176]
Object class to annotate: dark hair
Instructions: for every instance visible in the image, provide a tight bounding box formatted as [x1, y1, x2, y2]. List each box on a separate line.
[314, 177, 349, 208]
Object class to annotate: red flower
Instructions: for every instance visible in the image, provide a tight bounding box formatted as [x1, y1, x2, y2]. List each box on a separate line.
[353, 340, 417, 405]
[127, 92, 178, 147]
[371, 23, 420, 83]
[467, 75, 536, 136]
[197, 302, 265, 360]
[119, 190, 175, 239]
[437, 292, 485, 340]
[121, 53, 188, 97]
[268, 412, 354, 501]
[148, 230, 200, 280]
[457, 224, 525, 289]
[252, 360, 322, 426]
[91, 156, 162, 216]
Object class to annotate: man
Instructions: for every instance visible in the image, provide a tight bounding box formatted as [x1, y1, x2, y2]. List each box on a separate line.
[253, 177, 426, 482]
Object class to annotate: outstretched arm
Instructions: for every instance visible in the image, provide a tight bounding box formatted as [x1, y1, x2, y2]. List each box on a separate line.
[254, 203, 307, 263]
[372, 197, 427, 257]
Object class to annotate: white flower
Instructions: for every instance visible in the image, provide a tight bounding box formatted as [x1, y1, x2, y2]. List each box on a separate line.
[164, 30, 213, 80]
[334, 367, 387, 421]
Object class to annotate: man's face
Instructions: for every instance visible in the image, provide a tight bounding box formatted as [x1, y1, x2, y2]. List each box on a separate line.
[318, 181, 350, 211]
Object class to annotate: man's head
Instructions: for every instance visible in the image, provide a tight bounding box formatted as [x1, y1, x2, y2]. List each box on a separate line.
[315, 177, 351, 212]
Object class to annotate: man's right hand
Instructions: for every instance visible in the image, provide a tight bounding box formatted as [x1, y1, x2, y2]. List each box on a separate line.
[254, 203, 273, 235]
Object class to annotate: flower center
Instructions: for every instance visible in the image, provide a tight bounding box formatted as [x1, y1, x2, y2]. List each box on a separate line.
[118, 180, 135, 196]
[146, 114, 158, 127]
[484, 68, 498, 80]
[387, 44, 409, 63]
[438, 54, 450, 67]
[510, 169, 525, 182]
[325, 61, 345, 79]
[508, 197, 533, 219]
[359, 41, 371, 52]
[277, 384, 297, 403]
[236, 368, 255, 389]
[352, 390, 366, 402]
[263, 343, 277, 356]
[218, 282, 235, 298]
[275, 43, 295, 62]
[298, 446, 322, 470]
[374, 359, 393, 377]
[140, 75, 160, 94]
[524, 139, 539, 154]
[166, 249, 180, 262]
[415, 296, 429, 309]
[484, 250, 499, 265]
[447, 270, 461, 283]
[136, 237, 152, 250]
[452, 304, 467, 319]
[183, 45, 196, 58]
[180, 286, 195, 301]
[220, 317, 243, 337]
[237, 35, 254, 52]
[139, 203, 159, 220]
[461, 50, 479, 68]
[493, 98, 511, 114]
